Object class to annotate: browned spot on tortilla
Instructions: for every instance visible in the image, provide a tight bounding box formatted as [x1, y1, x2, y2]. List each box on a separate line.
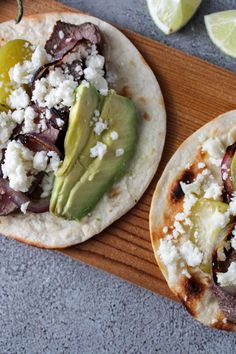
[212, 320, 236, 331]
[129, 60, 135, 67]
[178, 275, 206, 317]
[170, 169, 195, 203]
[151, 228, 161, 246]
[185, 276, 205, 299]
[108, 186, 121, 199]
[143, 112, 151, 121]
[138, 96, 146, 104]
[120, 85, 132, 99]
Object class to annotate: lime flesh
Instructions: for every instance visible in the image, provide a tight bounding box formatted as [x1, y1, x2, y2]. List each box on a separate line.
[205, 10, 236, 58]
[147, 0, 202, 35]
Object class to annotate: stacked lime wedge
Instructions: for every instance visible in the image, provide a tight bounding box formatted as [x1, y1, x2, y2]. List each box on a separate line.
[147, 0, 202, 35]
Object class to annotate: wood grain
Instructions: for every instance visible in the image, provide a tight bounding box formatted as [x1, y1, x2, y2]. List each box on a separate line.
[1, 0, 236, 302]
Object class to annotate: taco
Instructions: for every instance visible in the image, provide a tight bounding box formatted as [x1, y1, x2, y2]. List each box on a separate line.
[150, 110, 236, 331]
[0, 12, 166, 248]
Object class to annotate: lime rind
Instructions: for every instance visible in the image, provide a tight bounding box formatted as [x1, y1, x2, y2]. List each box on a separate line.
[147, 0, 202, 35]
[205, 10, 236, 58]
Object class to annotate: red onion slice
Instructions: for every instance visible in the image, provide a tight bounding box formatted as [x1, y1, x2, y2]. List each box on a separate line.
[1, 179, 49, 213]
[17, 133, 62, 157]
[211, 223, 236, 322]
[221, 143, 236, 197]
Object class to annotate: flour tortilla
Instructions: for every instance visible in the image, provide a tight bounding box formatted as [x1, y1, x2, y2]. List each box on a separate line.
[150, 110, 236, 331]
[0, 12, 166, 248]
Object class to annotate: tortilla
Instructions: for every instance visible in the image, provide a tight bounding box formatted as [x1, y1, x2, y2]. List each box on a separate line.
[150, 110, 236, 331]
[0, 12, 166, 248]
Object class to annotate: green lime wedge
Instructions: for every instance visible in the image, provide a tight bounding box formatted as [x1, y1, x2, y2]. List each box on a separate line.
[205, 10, 236, 58]
[147, 0, 202, 35]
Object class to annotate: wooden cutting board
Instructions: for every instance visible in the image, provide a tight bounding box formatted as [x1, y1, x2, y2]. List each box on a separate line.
[1, 0, 236, 302]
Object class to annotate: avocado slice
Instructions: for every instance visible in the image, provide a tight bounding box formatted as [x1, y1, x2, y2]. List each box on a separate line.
[51, 160, 85, 214]
[52, 91, 136, 220]
[51, 86, 104, 214]
[56, 83, 101, 177]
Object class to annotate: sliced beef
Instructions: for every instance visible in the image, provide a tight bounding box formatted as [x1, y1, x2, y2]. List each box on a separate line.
[45, 21, 103, 59]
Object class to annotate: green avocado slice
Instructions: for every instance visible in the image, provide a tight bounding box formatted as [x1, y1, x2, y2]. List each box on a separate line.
[51, 89, 136, 220]
[56, 83, 101, 177]
[61, 91, 136, 220]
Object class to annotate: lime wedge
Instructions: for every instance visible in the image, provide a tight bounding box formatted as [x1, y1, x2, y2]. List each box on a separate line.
[147, 0, 202, 35]
[205, 10, 236, 58]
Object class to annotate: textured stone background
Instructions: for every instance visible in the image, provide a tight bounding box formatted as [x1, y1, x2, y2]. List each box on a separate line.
[1, 0, 236, 353]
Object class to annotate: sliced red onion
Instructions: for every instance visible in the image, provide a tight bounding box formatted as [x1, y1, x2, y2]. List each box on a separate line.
[211, 223, 236, 322]
[0, 179, 18, 215]
[221, 143, 236, 197]
[1, 179, 49, 213]
[17, 133, 62, 157]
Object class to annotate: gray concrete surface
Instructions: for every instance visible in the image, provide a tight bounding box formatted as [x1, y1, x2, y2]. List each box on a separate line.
[1, 0, 236, 353]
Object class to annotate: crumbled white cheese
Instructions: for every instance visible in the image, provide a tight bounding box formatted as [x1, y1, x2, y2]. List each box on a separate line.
[12, 109, 25, 124]
[162, 226, 168, 234]
[175, 213, 185, 221]
[229, 194, 236, 216]
[39, 118, 47, 132]
[173, 221, 185, 235]
[183, 193, 198, 216]
[46, 151, 60, 172]
[56, 118, 64, 127]
[32, 68, 77, 108]
[23, 106, 38, 133]
[84, 53, 108, 95]
[45, 109, 52, 120]
[31, 46, 51, 70]
[181, 269, 191, 278]
[9, 45, 51, 85]
[20, 201, 30, 214]
[222, 172, 228, 181]
[59, 30, 65, 39]
[94, 110, 100, 117]
[0, 111, 17, 149]
[116, 148, 124, 157]
[40, 172, 54, 198]
[33, 151, 48, 171]
[81, 80, 90, 88]
[213, 210, 230, 229]
[231, 229, 236, 250]
[202, 137, 225, 166]
[2, 140, 34, 192]
[158, 238, 180, 266]
[94, 120, 108, 135]
[7, 87, 30, 110]
[204, 183, 222, 200]
[172, 229, 179, 238]
[180, 170, 208, 196]
[179, 240, 203, 267]
[111, 131, 119, 141]
[217, 262, 236, 286]
[198, 162, 205, 169]
[90, 142, 107, 160]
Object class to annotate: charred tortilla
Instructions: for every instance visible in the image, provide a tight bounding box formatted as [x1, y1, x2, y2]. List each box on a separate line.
[150, 110, 236, 331]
